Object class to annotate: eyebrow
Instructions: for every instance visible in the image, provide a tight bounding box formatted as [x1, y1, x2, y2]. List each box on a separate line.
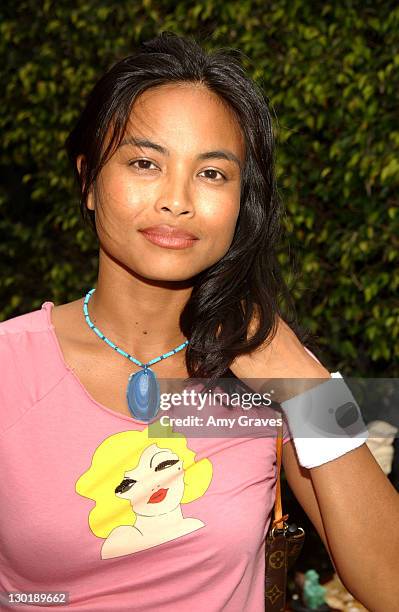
[119, 136, 242, 170]
[149, 450, 170, 468]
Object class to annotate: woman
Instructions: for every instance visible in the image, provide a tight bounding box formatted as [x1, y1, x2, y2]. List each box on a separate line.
[75, 425, 213, 559]
[0, 32, 397, 611]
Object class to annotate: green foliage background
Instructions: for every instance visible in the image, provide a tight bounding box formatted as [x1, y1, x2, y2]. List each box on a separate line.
[1, 0, 398, 375]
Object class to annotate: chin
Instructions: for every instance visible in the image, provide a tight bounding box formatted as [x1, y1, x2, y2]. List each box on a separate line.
[132, 266, 198, 284]
[145, 271, 197, 284]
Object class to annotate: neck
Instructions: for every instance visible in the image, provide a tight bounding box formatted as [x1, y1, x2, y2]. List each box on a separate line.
[134, 504, 184, 534]
[87, 250, 193, 362]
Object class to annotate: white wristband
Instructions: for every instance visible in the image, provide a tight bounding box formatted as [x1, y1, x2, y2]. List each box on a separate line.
[281, 371, 369, 469]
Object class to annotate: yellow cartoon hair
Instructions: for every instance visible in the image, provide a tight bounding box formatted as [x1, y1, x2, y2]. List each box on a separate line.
[75, 424, 213, 538]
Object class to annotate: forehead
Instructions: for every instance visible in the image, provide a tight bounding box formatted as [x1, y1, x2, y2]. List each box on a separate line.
[123, 82, 245, 157]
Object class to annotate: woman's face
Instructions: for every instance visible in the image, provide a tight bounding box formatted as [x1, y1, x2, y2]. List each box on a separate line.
[85, 83, 245, 282]
[115, 443, 185, 516]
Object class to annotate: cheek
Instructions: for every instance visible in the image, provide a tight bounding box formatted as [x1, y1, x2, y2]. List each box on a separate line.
[204, 190, 240, 229]
[171, 472, 185, 499]
[204, 198, 240, 249]
[130, 482, 151, 507]
[158, 468, 181, 487]
[94, 174, 143, 224]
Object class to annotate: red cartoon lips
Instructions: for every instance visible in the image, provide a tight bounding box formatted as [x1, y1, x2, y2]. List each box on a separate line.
[148, 488, 169, 504]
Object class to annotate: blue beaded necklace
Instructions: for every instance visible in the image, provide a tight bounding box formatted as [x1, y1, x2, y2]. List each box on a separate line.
[83, 288, 189, 422]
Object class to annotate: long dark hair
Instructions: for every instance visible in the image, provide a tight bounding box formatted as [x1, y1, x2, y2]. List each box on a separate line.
[65, 31, 316, 390]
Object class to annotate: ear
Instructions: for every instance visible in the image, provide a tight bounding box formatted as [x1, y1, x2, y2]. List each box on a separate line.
[76, 154, 94, 211]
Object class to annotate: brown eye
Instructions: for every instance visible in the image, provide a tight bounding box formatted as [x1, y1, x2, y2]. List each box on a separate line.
[129, 159, 158, 171]
[154, 459, 179, 472]
[199, 168, 226, 181]
[115, 478, 136, 494]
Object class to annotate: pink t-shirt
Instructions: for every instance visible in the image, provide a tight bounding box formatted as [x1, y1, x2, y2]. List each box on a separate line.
[0, 302, 319, 611]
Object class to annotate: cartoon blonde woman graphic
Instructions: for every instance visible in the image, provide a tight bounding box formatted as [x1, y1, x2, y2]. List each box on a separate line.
[75, 425, 213, 559]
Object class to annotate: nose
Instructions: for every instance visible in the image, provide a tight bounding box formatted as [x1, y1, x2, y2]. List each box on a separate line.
[154, 170, 194, 217]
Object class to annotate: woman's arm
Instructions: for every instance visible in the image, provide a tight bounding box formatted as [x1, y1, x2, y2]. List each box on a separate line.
[282, 439, 332, 559]
[283, 438, 399, 611]
[230, 315, 399, 610]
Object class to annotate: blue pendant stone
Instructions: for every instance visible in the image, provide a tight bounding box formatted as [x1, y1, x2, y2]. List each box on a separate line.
[126, 368, 160, 422]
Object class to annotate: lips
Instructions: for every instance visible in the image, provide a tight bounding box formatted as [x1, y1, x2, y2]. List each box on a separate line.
[148, 488, 169, 504]
[139, 224, 198, 240]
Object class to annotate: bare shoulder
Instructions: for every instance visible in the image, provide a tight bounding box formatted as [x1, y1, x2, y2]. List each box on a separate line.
[185, 517, 204, 529]
[101, 525, 143, 559]
[51, 298, 89, 342]
[51, 298, 84, 322]
[107, 524, 142, 541]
